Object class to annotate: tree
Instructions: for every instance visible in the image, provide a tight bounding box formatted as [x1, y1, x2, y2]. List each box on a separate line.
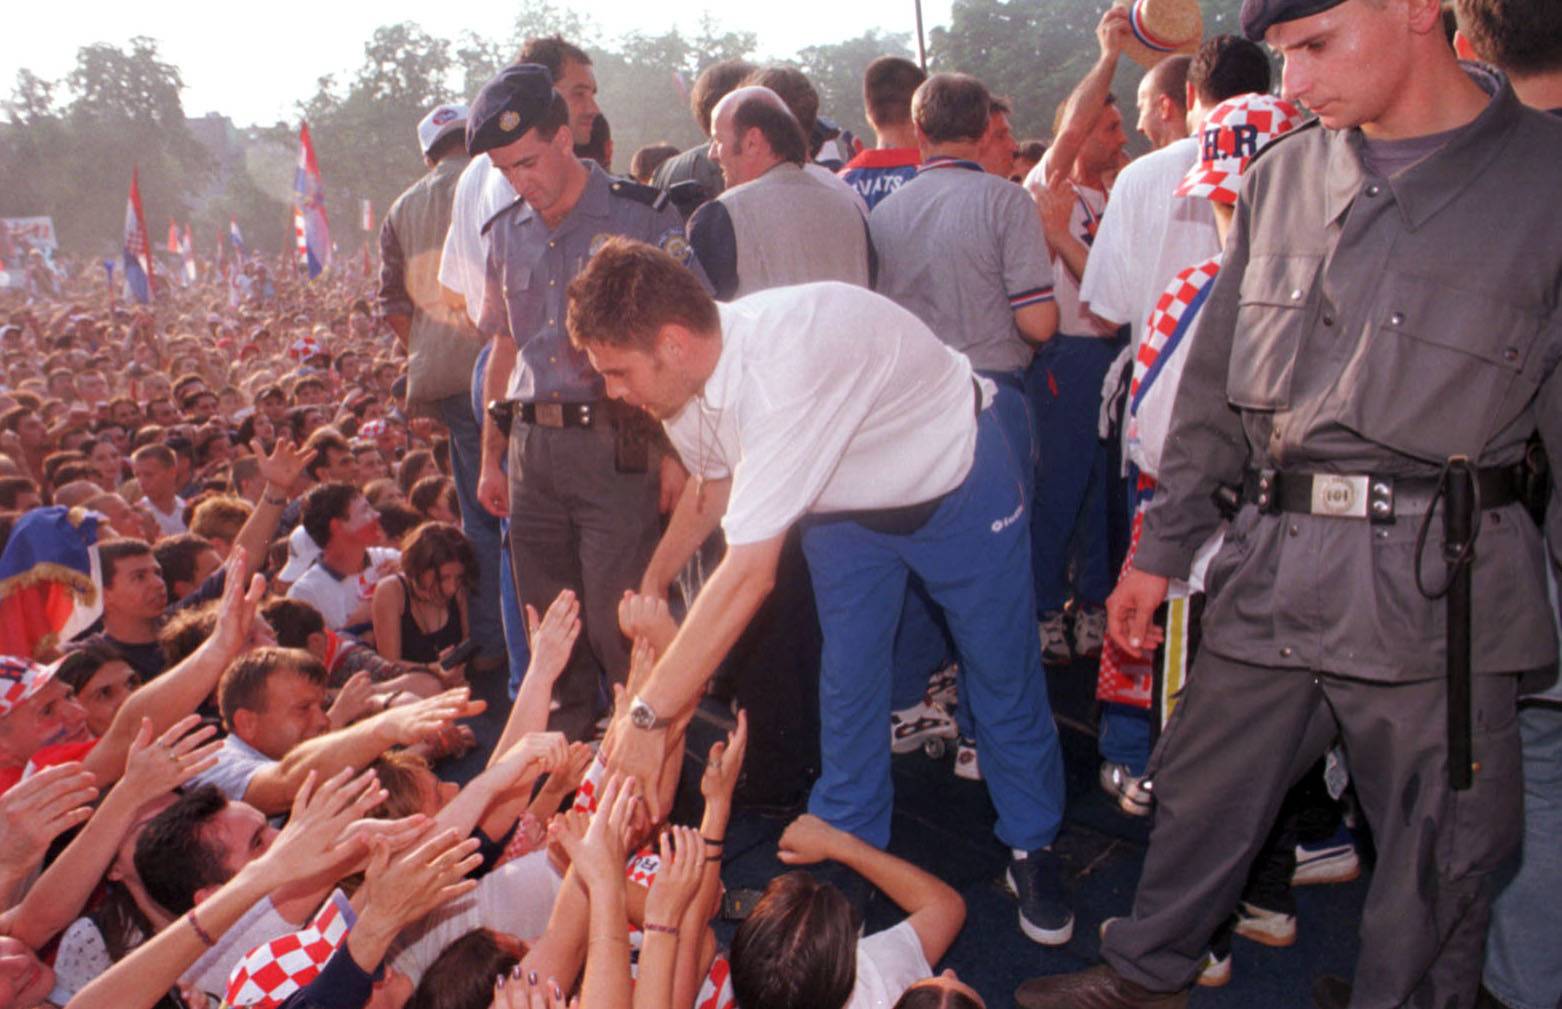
[797, 30, 914, 143]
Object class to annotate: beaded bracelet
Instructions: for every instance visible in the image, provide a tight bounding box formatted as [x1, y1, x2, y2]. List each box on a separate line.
[186, 909, 217, 947]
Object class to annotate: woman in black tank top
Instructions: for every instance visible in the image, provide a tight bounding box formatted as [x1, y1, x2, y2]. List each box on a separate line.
[372, 522, 475, 666]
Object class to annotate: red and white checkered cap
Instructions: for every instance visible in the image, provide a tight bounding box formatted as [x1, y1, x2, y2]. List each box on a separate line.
[1177, 93, 1305, 204]
[288, 335, 326, 362]
[223, 891, 356, 1009]
[358, 419, 387, 439]
[0, 656, 55, 717]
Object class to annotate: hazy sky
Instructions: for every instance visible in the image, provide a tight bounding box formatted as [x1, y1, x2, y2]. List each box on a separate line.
[5, 0, 955, 127]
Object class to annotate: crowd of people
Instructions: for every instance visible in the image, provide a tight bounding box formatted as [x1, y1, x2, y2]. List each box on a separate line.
[0, 0, 1557, 1006]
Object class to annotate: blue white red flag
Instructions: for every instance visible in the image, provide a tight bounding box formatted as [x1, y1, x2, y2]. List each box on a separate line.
[0, 507, 102, 661]
[293, 123, 332, 279]
[121, 169, 153, 304]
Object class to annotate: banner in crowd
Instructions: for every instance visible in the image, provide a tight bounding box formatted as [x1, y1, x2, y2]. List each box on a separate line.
[121, 169, 154, 304]
[1, 218, 58, 253]
[293, 122, 332, 279]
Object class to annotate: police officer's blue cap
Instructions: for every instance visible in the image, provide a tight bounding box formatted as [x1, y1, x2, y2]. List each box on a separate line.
[1240, 0, 1347, 40]
[466, 64, 556, 157]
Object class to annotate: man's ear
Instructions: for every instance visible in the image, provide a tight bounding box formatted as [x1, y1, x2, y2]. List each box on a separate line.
[305, 631, 328, 659]
[231, 706, 259, 741]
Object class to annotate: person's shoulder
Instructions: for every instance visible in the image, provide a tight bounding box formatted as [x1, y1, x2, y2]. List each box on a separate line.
[608, 177, 673, 212]
[1246, 118, 1324, 176]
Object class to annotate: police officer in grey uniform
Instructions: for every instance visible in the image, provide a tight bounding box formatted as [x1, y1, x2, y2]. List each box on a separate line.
[469, 65, 708, 740]
[1014, 0, 1562, 1006]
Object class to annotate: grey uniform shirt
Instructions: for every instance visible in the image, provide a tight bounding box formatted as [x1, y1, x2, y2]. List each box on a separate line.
[478, 163, 705, 403]
[870, 157, 1055, 374]
[1137, 68, 1562, 682]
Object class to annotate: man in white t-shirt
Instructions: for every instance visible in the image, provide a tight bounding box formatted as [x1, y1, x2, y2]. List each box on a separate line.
[574, 238, 1072, 944]
[285, 483, 400, 635]
[130, 443, 186, 538]
[729, 813, 965, 1009]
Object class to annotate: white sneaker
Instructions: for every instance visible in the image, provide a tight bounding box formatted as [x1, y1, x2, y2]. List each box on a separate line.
[1039, 611, 1073, 665]
[890, 700, 958, 755]
[1197, 949, 1233, 988]
[953, 736, 982, 780]
[1293, 831, 1361, 886]
[1073, 606, 1108, 658]
[1234, 901, 1297, 947]
[1098, 761, 1153, 816]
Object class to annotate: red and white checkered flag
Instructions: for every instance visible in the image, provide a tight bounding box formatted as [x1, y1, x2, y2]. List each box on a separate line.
[223, 891, 355, 1009]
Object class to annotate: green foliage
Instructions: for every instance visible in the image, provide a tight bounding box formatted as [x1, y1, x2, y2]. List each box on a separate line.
[798, 30, 914, 143]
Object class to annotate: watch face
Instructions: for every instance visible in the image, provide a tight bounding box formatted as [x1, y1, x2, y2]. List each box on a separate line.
[630, 700, 655, 729]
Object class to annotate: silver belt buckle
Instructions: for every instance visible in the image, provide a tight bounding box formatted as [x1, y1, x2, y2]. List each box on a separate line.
[533, 402, 565, 428]
[1310, 474, 1369, 518]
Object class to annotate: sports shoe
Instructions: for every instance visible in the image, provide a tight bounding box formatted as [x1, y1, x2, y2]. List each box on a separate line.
[1014, 965, 1189, 1009]
[927, 662, 959, 708]
[1098, 761, 1153, 816]
[890, 700, 958, 755]
[1293, 828, 1360, 886]
[1006, 848, 1074, 946]
[1040, 611, 1073, 665]
[1073, 606, 1108, 658]
[1233, 901, 1297, 947]
[953, 736, 982, 780]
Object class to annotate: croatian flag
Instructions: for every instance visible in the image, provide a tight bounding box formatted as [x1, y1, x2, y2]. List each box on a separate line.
[121, 169, 153, 304]
[229, 217, 246, 260]
[293, 123, 332, 279]
[0, 507, 103, 661]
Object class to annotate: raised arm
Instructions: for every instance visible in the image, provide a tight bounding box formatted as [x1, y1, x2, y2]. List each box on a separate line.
[1039, 5, 1130, 189]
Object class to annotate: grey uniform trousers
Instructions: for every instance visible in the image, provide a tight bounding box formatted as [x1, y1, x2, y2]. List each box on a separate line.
[1102, 651, 1522, 1009]
[506, 419, 660, 741]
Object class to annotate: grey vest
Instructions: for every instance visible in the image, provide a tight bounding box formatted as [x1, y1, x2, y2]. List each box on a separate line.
[720, 163, 870, 297]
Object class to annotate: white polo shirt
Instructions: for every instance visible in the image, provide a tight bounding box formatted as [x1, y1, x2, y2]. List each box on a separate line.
[663, 282, 986, 546]
[438, 156, 517, 326]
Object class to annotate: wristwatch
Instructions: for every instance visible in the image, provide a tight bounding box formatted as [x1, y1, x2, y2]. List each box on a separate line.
[628, 695, 669, 731]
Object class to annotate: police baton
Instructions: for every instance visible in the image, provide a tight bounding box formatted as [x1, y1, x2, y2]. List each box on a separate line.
[1441, 457, 1476, 791]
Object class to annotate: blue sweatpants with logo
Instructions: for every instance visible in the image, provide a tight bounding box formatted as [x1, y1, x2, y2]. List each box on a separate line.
[803, 407, 1065, 851]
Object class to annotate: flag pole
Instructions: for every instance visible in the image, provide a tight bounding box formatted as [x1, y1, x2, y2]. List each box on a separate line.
[914, 0, 928, 71]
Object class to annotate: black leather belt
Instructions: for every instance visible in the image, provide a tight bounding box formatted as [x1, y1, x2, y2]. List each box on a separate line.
[1240, 464, 1524, 523]
[490, 399, 601, 430]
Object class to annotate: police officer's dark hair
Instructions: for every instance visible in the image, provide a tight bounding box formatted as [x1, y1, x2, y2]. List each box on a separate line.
[566, 237, 720, 354]
[134, 785, 230, 915]
[518, 35, 592, 80]
[912, 73, 993, 144]
[533, 92, 571, 142]
[691, 59, 757, 136]
[300, 481, 360, 550]
[1189, 35, 1272, 107]
[729, 871, 860, 1009]
[1455, 0, 1562, 75]
[218, 646, 327, 728]
[629, 143, 680, 183]
[731, 96, 808, 165]
[864, 56, 927, 129]
[742, 66, 820, 149]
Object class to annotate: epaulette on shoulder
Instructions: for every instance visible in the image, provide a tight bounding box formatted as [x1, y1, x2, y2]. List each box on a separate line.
[609, 178, 669, 211]
[479, 195, 524, 237]
[1250, 117, 1322, 168]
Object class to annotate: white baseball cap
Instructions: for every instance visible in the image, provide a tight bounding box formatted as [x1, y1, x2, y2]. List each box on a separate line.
[417, 103, 469, 157]
[278, 525, 322, 582]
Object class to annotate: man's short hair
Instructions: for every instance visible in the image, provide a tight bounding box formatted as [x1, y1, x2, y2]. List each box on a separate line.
[190, 495, 251, 543]
[159, 601, 218, 667]
[912, 73, 993, 144]
[130, 443, 176, 471]
[153, 533, 215, 596]
[518, 35, 592, 80]
[406, 929, 525, 1009]
[1189, 35, 1272, 106]
[230, 456, 261, 493]
[303, 429, 351, 481]
[567, 237, 720, 354]
[864, 56, 927, 129]
[742, 66, 820, 143]
[99, 538, 154, 590]
[218, 646, 328, 727]
[731, 94, 808, 165]
[254, 385, 285, 406]
[261, 597, 326, 650]
[691, 59, 758, 136]
[629, 143, 680, 183]
[730, 871, 860, 1009]
[300, 482, 359, 550]
[1455, 0, 1562, 75]
[1146, 54, 1193, 109]
[0, 407, 32, 435]
[134, 785, 231, 914]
